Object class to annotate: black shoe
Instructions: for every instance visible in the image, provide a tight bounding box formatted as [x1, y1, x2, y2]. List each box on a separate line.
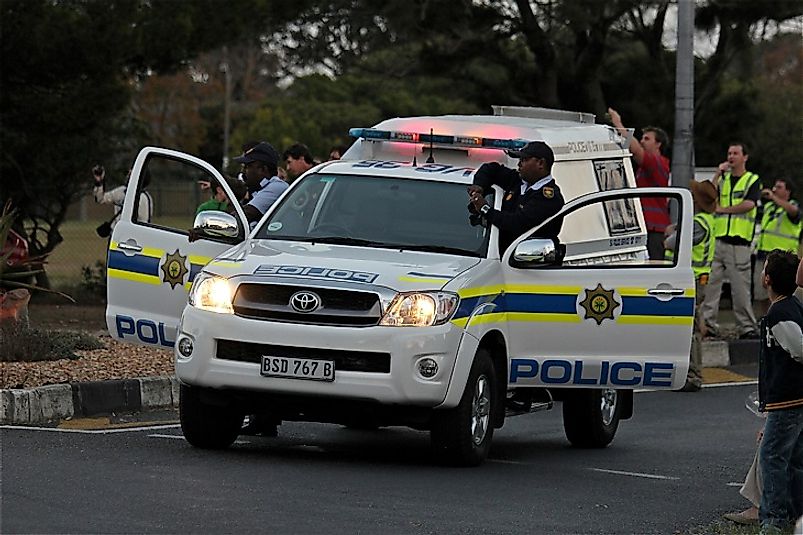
[677, 381, 702, 392]
[506, 391, 532, 413]
[739, 331, 759, 340]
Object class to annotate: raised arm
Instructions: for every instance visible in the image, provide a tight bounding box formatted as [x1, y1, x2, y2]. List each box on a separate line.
[607, 107, 644, 165]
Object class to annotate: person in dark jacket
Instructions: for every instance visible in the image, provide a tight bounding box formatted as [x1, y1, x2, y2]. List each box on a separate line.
[468, 141, 564, 255]
[756, 249, 803, 532]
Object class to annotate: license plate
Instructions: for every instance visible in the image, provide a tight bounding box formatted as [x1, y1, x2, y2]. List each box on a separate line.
[260, 356, 335, 382]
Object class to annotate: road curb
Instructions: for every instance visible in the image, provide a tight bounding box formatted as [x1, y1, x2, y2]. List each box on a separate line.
[701, 339, 759, 368]
[0, 376, 179, 425]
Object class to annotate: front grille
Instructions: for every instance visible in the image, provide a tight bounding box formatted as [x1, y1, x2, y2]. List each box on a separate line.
[216, 340, 391, 373]
[232, 283, 381, 326]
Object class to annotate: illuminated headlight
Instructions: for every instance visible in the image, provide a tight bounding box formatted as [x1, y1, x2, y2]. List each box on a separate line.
[188, 273, 234, 314]
[379, 292, 459, 327]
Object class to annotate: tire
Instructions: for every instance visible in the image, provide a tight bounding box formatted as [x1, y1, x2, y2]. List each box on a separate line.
[180, 384, 244, 449]
[562, 388, 621, 448]
[431, 349, 496, 466]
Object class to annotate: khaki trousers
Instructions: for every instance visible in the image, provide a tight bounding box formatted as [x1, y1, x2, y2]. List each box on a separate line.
[700, 241, 758, 335]
[687, 279, 705, 386]
[740, 439, 763, 507]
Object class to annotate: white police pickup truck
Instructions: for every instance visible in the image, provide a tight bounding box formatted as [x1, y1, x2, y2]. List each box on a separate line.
[106, 107, 694, 465]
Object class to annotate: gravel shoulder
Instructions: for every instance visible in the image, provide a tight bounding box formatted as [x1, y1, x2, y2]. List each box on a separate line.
[1, 304, 173, 389]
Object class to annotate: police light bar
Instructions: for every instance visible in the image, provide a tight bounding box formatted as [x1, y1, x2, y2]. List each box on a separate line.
[349, 128, 529, 150]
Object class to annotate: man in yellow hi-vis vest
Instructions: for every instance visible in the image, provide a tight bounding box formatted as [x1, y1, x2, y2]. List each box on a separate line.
[753, 179, 802, 316]
[700, 142, 761, 339]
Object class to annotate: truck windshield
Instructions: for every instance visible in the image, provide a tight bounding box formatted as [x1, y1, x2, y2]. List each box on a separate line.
[254, 173, 491, 257]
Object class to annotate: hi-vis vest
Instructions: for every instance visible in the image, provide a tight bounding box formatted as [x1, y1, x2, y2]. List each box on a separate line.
[757, 201, 802, 253]
[663, 212, 716, 281]
[714, 171, 759, 241]
[692, 212, 716, 280]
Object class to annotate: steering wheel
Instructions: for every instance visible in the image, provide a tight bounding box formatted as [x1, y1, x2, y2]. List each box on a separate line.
[311, 223, 350, 236]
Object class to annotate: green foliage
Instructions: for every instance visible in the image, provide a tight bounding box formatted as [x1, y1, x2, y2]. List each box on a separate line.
[0, 327, 103, 363]
[231, 73, 482, 165]
[3, 0, 802, 252]
[79, 261, 107, 300]
[0, 0, 278, 272]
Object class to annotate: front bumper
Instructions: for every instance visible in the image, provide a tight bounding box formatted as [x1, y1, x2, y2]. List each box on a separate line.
[175, 305, 465, 407]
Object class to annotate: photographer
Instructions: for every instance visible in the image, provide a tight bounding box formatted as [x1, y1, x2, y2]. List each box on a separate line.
[92, 165, 152, 237]
[754, 179, 801, 315]
[467, 141, 564, 255]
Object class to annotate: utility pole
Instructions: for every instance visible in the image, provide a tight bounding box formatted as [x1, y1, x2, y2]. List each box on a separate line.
[672, 0, 695, 190]
[221, 46, 232, 171]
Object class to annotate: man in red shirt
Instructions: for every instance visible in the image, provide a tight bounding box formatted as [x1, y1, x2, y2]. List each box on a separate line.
[608, 108, 672, 259]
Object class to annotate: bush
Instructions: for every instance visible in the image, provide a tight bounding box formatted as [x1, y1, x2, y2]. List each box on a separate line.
[0, 325, 104, 362]
[79, 260, 107, 299]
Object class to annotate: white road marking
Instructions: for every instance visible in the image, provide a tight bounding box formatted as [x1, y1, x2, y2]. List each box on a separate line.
[704, 380, 758, 388]
[148, 433, 250, 445]
[727, 482, 744, 487]
[634, 380, 756, 393]
[1, 423, 181, 434]
[588, 468, 679, 480]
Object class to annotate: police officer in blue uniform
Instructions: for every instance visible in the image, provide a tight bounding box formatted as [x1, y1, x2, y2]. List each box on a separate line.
[468, 141, 565, 254]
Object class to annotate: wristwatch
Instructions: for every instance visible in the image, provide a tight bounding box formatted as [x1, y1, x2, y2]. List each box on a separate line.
[480, 204, 491, 215]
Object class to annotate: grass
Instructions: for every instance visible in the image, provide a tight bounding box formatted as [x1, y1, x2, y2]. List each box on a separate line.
[44, 217, 194, 289]
[45, 220, 108, 288]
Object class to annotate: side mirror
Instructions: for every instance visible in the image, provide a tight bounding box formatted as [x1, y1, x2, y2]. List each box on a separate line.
[511, 238, 562, 266]
[192, 211, 239, 240]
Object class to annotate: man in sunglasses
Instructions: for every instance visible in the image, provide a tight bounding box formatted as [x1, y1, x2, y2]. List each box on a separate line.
[468, 141, 565, 255]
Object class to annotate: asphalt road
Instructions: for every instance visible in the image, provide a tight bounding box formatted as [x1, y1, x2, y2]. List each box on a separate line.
[2, 383, 761, 534]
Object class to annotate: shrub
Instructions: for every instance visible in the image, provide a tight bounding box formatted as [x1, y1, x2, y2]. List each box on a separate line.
[0, 325, 104, 362]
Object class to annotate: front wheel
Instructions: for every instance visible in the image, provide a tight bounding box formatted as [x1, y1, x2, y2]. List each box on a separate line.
[180, 385, 244, 449]
[431, 349, 497, 466]
[562, 388, 621, 448]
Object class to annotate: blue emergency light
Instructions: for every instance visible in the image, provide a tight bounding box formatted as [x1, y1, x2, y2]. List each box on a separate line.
[349, 128, 529, 151]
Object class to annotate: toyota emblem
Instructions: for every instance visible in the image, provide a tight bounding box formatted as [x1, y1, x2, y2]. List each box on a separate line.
[289, 291, 321, 313]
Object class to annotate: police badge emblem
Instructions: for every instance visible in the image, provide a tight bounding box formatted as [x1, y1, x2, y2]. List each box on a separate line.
[542, 186, 554, 198]
[161, 249, 189, 289]
[579, 283, 620, 325]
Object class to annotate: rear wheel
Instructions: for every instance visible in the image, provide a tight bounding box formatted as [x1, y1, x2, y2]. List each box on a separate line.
[431, 349, 496, 466]
[562, 388, 621, 448]
[180, 385, 244, 449]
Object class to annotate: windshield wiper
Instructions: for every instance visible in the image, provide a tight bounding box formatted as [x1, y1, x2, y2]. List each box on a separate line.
[392, 244, 480, 257]
[310, 236, 388, 247]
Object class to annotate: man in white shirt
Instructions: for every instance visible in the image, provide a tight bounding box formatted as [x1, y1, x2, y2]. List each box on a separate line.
[92, 166, 152, 230]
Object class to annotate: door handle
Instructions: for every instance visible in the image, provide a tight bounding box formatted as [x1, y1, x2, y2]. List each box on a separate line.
[117, 242, 142, 252]
[647, 288, 685, 296]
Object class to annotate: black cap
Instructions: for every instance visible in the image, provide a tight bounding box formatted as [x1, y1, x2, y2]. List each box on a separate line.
[233, 142, 279, 166]
[507, 141, 554, 166]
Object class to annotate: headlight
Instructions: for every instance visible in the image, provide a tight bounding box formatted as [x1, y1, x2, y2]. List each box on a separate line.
[380, 292, 459, 327]
[188, 273, 234, 314]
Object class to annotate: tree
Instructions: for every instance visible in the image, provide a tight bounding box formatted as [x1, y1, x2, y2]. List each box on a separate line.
[0, 0, 276, 286]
